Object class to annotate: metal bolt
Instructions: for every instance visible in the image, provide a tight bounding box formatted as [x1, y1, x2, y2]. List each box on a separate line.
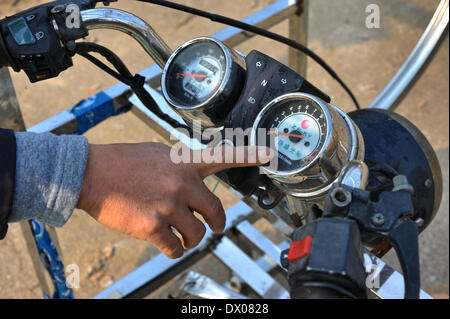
[392, 175, 414, 194]
[371, 213, 385, 227]
[330, 187, 352, 208]
[424, 179, 432, 189]
[228, 275, 243, 293]
[416, 218, 425, 227]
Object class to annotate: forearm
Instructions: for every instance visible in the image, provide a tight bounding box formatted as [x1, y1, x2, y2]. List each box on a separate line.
[9, 131, 88, 227]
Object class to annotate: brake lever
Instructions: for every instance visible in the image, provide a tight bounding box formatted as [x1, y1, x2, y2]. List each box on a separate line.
[331, 175, 421, 299]
[385, 219, 420, 299]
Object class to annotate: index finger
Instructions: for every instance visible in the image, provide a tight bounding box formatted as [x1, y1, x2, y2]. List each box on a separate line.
[195, 146, 275, 178]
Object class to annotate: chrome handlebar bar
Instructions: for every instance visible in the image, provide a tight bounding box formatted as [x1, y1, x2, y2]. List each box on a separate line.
[368, 0, 448, 110]
[80, 8, 172, 69]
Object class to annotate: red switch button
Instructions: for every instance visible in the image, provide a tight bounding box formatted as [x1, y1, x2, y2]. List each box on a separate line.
[288, 235, 313, 262]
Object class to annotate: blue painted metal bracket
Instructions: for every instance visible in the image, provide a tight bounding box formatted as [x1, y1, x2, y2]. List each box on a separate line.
[29, 220, 74, 299]
[69, 91, 128, 135]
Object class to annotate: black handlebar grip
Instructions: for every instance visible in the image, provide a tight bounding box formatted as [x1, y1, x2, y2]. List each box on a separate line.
[291, 285, 353, 299]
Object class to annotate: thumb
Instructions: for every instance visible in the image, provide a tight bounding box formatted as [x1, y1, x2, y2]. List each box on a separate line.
[195, 146, 275, 178]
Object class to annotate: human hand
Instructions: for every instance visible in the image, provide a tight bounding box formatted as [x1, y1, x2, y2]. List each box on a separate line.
[77, 142, 273, 259]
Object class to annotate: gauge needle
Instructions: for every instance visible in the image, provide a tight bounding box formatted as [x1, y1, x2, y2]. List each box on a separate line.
[176, 73, 207, 78]
[269, 130, 303, 139]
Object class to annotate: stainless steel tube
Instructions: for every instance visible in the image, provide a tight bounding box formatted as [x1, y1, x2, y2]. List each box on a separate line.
[80, 8, 172, 69]
[369, 0, 449, 110]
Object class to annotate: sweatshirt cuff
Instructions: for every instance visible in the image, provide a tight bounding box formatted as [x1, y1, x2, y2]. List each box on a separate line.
[9, 132, 88, 227]
[0, 128, 16, 239]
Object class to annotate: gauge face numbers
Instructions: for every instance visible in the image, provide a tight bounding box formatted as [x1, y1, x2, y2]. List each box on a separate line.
[256, 99, 328, 173]
[165, 41, 226, 107]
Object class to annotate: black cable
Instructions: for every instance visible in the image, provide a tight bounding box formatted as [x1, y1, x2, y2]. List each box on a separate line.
[77, 52, 131, 83]
[76, 42, 134, 78]
[135, 0, 361, 110]
[74, 42, 191, 131]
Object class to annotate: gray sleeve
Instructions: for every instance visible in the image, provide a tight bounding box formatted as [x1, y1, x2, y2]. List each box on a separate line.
[8, 132, 89, 227]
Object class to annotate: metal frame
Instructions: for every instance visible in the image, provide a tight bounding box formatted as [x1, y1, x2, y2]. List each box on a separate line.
[368, 0, 449, 110]
[0, 0, 447, 299]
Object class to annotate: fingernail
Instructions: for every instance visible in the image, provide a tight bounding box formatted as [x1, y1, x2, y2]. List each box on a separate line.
[257, 147, 275, 163]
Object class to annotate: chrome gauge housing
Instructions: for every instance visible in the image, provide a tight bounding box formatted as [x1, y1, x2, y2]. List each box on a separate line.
[250, 93, 365, 200]
[161, 37, 246, 128]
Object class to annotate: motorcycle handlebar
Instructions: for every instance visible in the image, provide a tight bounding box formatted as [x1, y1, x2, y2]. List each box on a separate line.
[80, 8, 172, 69]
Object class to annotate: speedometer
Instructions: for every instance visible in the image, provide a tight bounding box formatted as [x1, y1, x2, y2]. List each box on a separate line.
[164, 42, 225, 105]
[251, 93, 365, 199]
[162, 37, 245, 128]
[255, 96, 329, 173]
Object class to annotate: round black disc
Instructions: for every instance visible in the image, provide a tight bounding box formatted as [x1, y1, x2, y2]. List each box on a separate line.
[349, 109, 443, 232]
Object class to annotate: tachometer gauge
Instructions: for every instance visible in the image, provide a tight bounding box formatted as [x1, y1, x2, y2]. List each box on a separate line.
[251, 93, 365, 199]
[162, 37, 245, 128]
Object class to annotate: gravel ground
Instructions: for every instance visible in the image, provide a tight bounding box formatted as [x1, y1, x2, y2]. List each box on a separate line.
[0, 0, 447, 298]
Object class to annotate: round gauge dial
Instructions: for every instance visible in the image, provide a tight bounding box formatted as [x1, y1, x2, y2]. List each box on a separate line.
[252, 95, 330, 174]
[251, 93, 364, 199]
[164, 41, 226, 107]
[162, 37, 246, 128]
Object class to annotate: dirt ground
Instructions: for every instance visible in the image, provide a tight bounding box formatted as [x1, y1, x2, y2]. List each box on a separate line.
[0, 0, 448, 298]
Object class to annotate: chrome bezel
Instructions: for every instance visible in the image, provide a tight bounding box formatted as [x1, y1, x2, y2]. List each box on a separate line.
[161, 37, 234, 113]
[250, 92, 333, 178]
[285, 105, 364, 199]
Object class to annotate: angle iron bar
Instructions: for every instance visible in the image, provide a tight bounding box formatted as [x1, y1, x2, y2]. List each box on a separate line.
[95, 201, 253, 298]
[212, 236, 290, 299]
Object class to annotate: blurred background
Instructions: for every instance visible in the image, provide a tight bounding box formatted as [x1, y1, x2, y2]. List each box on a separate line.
[0, 0, 448, 298]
